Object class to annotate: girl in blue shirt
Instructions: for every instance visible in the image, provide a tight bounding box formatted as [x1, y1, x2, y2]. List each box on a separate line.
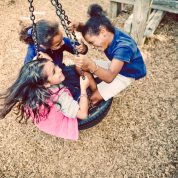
[19, 19, 89, 100]
[69, 4, 146, 104]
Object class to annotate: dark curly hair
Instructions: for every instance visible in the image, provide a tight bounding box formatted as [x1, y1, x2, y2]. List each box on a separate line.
[19, 19, 59, 49]
[82, 4, 115, 36]
[0, 58, 60, 123]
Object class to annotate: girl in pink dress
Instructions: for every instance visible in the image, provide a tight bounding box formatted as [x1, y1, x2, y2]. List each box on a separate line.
[0, 55, 90, 140]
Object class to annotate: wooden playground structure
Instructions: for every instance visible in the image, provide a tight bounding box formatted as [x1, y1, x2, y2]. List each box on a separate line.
[109, 0, 178, 46]
[0, 1, 177, 177]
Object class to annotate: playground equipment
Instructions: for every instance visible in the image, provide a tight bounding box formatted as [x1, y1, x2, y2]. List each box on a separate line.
[27, 0, 113, 130]
[109, 0, 178, 45]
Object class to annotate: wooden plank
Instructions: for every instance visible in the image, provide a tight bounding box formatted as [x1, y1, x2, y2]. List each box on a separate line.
[131, 0, 153, 46]
[124, 9, 157, 34]
[109, 0, 135, 17]
[144, 10, 166, 37]
[110, 0, 134, 5]
[153, 0, 178, 7]
[110, 1, 122, 18]
[124, 14, 133, 33]
[152, 4, 178, 14]
[110, 0, 178, 15]
[110, 0, 178, 7]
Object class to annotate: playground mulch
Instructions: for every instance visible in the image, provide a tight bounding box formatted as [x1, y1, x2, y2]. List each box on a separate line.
[0, 0, 177, 177]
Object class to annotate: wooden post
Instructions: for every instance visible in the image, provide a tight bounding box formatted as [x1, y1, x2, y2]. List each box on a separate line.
[144, 10, 166, 37]
[131, 0, 153, 46]
[124, 14, 133, 33]
[110, 1, 122, 18]
[109, 0, 135, 18]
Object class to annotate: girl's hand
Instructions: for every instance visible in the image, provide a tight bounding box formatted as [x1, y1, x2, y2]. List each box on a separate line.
[68, 21, 80, 32]
[38, 52, 52, 61]
[80, 76, 89, 89]
[76, 40, 88, 54]
[74, 55, 92, 69]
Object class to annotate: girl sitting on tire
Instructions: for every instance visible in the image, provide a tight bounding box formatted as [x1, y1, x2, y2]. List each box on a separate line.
[69, 4, 147, 105]
[0, 56, 90, 140]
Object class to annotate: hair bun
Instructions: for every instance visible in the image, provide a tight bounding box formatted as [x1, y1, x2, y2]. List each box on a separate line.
[87, 4, 106, 17]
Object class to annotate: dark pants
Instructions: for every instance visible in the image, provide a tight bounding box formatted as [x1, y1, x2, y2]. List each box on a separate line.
[62, 65, 81, 101]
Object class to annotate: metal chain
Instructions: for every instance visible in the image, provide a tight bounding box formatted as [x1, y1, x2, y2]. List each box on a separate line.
[51, 0, 78, 54]
[28, 0, 39, 57]
[50, 0, 85, 79]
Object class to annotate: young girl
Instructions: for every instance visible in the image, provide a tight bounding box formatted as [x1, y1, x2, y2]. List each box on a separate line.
[69, 4, 147, 104]
[20, 19, 88, 65]
[0, 57, 89, 140]
[20, 19, 88, 100]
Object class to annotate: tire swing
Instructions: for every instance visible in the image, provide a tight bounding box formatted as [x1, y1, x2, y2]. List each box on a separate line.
[28, 0, 113, 130]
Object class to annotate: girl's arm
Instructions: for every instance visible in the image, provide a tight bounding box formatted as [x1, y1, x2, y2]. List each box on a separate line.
[88, 58, 124, 83]
[68, 21, 84, 32]
[63, 37, 88, 55]
[75, 56, 124, 83]
[76, 77, 89, 119]
[56, 77, 89, 120]
[67, 22, 88, 54]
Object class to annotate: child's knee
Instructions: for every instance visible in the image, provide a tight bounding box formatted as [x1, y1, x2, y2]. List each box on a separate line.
[75, 66, 81, 75]
[90, 89, 103, 104]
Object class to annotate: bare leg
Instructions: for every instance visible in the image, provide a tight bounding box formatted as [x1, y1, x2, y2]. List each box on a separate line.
[90, 89, 103, 105]
[75, 66, 103, 105]
[75, 66, 97, 92]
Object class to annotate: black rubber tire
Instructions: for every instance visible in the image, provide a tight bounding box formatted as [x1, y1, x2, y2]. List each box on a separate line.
[62, 65, 113, 130]
[78, 97, 113, 130]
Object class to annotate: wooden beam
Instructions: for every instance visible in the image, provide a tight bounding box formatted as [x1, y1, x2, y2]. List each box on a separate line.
[152, 4, 178, 14]
[153, 0, 178, 7]
[110, 0, 134, 5]
[124, 14, 133, 33]
[109, 0, 135, 18]
[110, 1, 122, 18]
[124, 9, 156, 34]
[131, 0, 153, 46]
[110, 0, 178, 17]
[110, 0, 178, 7]
[144, 10, 166, 37]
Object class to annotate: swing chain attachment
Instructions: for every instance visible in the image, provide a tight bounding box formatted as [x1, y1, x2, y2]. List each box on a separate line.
[51, 0, 85, 80]
[28, 0, 39, 57]
[50, 0, 78, 55]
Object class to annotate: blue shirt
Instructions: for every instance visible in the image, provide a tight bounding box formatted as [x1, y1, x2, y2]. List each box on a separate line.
[24, 37, 78, 68]
[24, 38, 81, 100]
[104, 28, 146, 80]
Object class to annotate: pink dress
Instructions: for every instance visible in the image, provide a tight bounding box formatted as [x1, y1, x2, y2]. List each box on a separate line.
[29, 87, 79, 140]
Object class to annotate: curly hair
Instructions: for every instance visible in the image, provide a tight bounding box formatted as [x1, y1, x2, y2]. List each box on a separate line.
[0, 58, 60, 123]
[19, 19, 59, 48]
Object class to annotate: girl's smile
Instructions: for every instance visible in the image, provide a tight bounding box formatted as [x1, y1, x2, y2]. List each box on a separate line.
[43, 61, 65, 87]
[50, 31, 64, 50]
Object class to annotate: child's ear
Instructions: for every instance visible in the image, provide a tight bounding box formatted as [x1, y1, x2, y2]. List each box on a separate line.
[44, 82, 51, 88]
[99, 26, 107, 36]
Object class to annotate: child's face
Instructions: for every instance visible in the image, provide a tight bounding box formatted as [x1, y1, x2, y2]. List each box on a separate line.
[84, 29, 109, 52]
[50, 31, 64, 51]
[43, 61, 65, 87]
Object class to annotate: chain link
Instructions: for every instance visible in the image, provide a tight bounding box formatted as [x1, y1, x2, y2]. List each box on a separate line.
[50, 0, 85, 79]
[28, 0, 39, 57]
[51, 0, 78, 54]
[27, 0, 85, 79]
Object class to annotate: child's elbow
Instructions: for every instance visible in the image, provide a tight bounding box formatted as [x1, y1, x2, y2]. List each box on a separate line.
[80, 113, 88, 120]
[105, 77, 115, 83]
[105, 72, 116, 83]
[77, 112, 88, 120]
